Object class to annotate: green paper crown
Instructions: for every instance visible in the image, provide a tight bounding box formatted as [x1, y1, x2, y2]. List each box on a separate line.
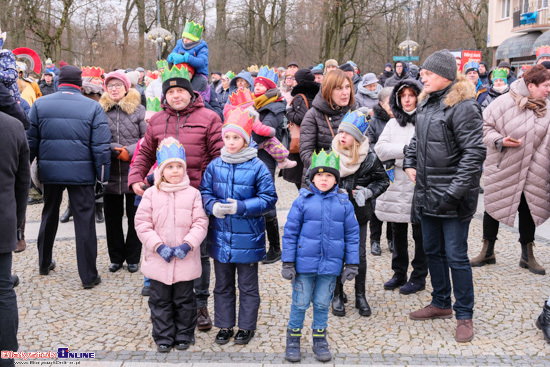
[225, 70, 235, 79]
[161, 65, 191, 83]
[146, 97, 162, 112]
[181, 21, 204, 42]
[492, 68, 508, 82]
[156, 59, 168, 70]
[311, 149, 339, 171]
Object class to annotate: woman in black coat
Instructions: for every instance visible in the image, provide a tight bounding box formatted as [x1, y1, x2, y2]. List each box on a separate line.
[283, 68, 320, 189]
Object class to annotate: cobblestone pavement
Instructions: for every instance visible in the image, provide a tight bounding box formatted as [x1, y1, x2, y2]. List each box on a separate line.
[11, 175, 550, 366]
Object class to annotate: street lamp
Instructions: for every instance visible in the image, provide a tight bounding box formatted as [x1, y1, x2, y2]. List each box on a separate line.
[145, 0, 171, 60]
[402, 0, 421, 60]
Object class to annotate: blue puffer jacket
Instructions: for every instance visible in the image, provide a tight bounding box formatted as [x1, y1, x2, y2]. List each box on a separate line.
[199, 154, 278, 264]
[170, 39, 209, 76]
[28, 86, 111, 185]
[282, 185, 360, 275]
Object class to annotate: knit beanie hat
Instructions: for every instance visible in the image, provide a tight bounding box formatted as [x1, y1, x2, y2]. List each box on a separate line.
[162, 77, 194, 97]
[338, 110, 369, 143]
[58, 65, 82, 87]
[254, 77, 276, 91]
[294, 68, 315, 84]
[312, 68, 323, 75]
[125, 71, 140, 87]
[156, 137, 187, 180]
[222, 108, 254, 145]
[103, 71, 131, 93]
[325, 59, 338, 68]
[339, 63, 355, 73]
[422, 49, 457, 81]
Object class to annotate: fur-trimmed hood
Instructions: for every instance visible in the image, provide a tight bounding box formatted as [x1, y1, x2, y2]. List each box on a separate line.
[418, 74, 475, 108]
[99, 88, 142, 115]
[389, 79, 423, 127]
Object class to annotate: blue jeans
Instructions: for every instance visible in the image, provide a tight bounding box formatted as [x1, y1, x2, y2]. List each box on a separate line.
[288, 273, 337, 330]
[420, 215, 474, 319]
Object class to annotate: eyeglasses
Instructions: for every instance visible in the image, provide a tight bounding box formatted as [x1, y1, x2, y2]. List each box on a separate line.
[107, 83, 125, 90]
[285, 76, 295, 81]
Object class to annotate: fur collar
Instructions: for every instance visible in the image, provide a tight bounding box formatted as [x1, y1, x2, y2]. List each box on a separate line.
[418, 74, 475, 108]
[291, 81, 320, 101]
[99, 88, 142, 114]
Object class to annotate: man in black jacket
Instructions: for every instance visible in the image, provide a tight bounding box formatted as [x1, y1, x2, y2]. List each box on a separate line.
[0, 111, 30, 366]
[403, 49, 486, 343]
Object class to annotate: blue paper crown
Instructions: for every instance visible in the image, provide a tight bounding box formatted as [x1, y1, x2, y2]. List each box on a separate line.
[156, 140, 186, 167]
[464, 61, 480, 73]
[341, 110, 369, 135]
[257, 65, 279, 85]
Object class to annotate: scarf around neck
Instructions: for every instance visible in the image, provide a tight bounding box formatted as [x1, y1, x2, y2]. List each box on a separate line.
[254, 91, 281, 110]
[510, 81, 547, 118]
[183, 40, 200, 50]
[331, 136, 369, 177]
[221, 146, 258, 164]
[158, 174, 190, 192]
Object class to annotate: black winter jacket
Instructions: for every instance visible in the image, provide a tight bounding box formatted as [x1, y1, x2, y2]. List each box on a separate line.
[403, 75, 486, 221]
[367, 104, 391, 153]
[339, 151, 389, 224]
[480, 85, 509, 111]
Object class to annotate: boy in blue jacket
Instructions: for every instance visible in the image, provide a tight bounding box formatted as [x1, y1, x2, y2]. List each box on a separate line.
[167, 20, 209, 92]
[281, 150, 360, 362]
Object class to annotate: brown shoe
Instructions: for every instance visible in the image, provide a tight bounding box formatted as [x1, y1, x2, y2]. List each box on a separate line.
[14, 219, 26, 253]
[197, 306, 212, 331]
[470, 239, 496, 267]
[519, 242, 546, 275]
[409, 304, 453, 320]
[455, 319, 474, 342]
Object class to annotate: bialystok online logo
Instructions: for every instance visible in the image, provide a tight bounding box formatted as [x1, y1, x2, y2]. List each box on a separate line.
[1, 348, 95, 360]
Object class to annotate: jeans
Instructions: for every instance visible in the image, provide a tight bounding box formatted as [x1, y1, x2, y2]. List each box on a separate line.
[420, 215, 474, 319]
[483, 193, 535, 245]
[0, 252, 17, 367]
[288, 273, 337, 330]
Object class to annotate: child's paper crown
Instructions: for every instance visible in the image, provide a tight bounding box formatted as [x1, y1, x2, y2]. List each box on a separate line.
[81, 66, 104, 79]
[536, 45, 550, 59]
[146, 70, 159, 80]
[156, 59, 169, 70]
[248, 64, 259, 73]
[463, 61, 480, 74]
[340, 110, 369, 136]
[228, 88, 255, 107]
[257, 65, 279, 85]
[156, 138, 186, 167]
[225, 70, 235, 79]
[222, 108, 255, 143]
[161, 64, 191, 82]
[181, 21, 204, 42]
[492, 68, 508, 81]
[146, 97, 162, 112]
[311, 149, 340, 171]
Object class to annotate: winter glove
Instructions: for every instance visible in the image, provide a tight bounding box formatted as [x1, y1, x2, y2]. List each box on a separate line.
[281, 262, 296, 282]
[114, 146, 130, 161]
[352, 186, 373, 207]
[436, 193, 459, 214]
[168, 53, 188, 65]
[94, 180, 107, 200]
[174, 242, 192, 259]
[156, 244, 174, 263]
[341, 264, 359, 284]
[403, 144, 409, 155]
[212, 202, 227, 219]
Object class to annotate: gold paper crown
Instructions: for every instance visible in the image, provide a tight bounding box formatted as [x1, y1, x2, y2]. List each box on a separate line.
[248, 64, 259, 73]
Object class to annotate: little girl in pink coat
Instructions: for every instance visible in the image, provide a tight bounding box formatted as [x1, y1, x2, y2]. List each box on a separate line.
[134, 137, 209, 353]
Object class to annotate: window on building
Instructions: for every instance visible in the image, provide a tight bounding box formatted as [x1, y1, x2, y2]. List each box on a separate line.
[521, 0, 529, 13]
[501, 0, 510, 18]
[539, 0, 549, 9]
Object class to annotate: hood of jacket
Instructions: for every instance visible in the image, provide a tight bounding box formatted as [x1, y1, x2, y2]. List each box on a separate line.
[390, 79, 423, 127]
[99, 88, 142, 114]
[382, 70, 393, 78]
[418, 74, 475, 108]
[291, 80, 320, 100]
[229, 70, 255, 92]
[372, 103, 391, 122]
[311, 91, 352, 116]
[487, 85, 510, 98]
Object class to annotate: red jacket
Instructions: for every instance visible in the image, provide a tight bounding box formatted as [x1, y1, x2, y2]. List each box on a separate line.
[128, 94, 223, 189]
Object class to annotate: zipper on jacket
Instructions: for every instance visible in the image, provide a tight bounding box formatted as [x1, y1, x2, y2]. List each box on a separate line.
[440, 122, 452, 156]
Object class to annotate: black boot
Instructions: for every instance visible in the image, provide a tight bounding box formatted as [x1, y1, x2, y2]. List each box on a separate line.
[263, 217, 281, 264]
[536, 301, 550, 343]
[285, 328, 302, 362]
[355, 267, 371, 316]
[331, 278, 345, 316]
[95, 202, 104, 223]
[60, 203, 72, 223]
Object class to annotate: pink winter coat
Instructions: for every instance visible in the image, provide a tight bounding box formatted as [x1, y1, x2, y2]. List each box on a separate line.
[483, 78, 550, 227]
[134, 173, 209, 285]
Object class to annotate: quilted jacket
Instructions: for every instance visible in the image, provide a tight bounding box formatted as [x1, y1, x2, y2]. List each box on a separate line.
[128, 94, 223, 190]
[170, 39, 209, 76]
[282, 185, 360, 275]
[199, 156, 278, 264]
[100, 89, 147, 195]
[482, 78, 550, 227]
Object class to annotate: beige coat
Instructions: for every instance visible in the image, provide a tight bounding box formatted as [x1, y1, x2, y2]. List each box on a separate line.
[482, 79, 550, 227]
[374, 118, 416, 223]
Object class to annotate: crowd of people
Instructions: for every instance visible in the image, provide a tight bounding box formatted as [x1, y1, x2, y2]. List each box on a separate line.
[2, 20, 550, 366]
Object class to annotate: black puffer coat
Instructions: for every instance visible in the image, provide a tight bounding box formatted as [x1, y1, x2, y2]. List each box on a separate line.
[99, 88, 147, 195]
[367, 104, 392, 155]
[403, 74, 486, 222]
[299, 93, 353, 183]
[339, 151, 389, 224]
[283, 81, 320, 185]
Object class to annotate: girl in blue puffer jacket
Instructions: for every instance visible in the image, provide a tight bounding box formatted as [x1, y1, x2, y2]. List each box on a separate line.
[199, 108, 277, 346]
[281, 150, 360, 363]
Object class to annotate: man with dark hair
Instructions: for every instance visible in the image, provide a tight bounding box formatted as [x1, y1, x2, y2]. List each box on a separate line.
[28, 65, 111, 289]
[404, 49, 486, 343]
[0, 110, 30, 367]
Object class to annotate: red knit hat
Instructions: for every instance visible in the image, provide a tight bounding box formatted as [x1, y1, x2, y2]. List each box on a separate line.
[254, 76, 276, 91]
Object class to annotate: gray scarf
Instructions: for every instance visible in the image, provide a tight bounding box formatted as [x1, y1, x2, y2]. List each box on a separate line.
[221, 146, 258, 164]
[183, 40, 201, 50]
[358, 82, 382, 99]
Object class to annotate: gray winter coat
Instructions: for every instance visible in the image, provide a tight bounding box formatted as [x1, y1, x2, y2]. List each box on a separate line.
[99, 88, 147, 195]
[355, 83, 381, 110]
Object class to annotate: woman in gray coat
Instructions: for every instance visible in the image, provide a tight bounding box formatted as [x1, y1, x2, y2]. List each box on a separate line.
[100, 71, 147, 273]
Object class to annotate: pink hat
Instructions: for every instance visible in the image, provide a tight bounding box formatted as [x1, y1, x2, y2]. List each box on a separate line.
[103, 71, 131, 93]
